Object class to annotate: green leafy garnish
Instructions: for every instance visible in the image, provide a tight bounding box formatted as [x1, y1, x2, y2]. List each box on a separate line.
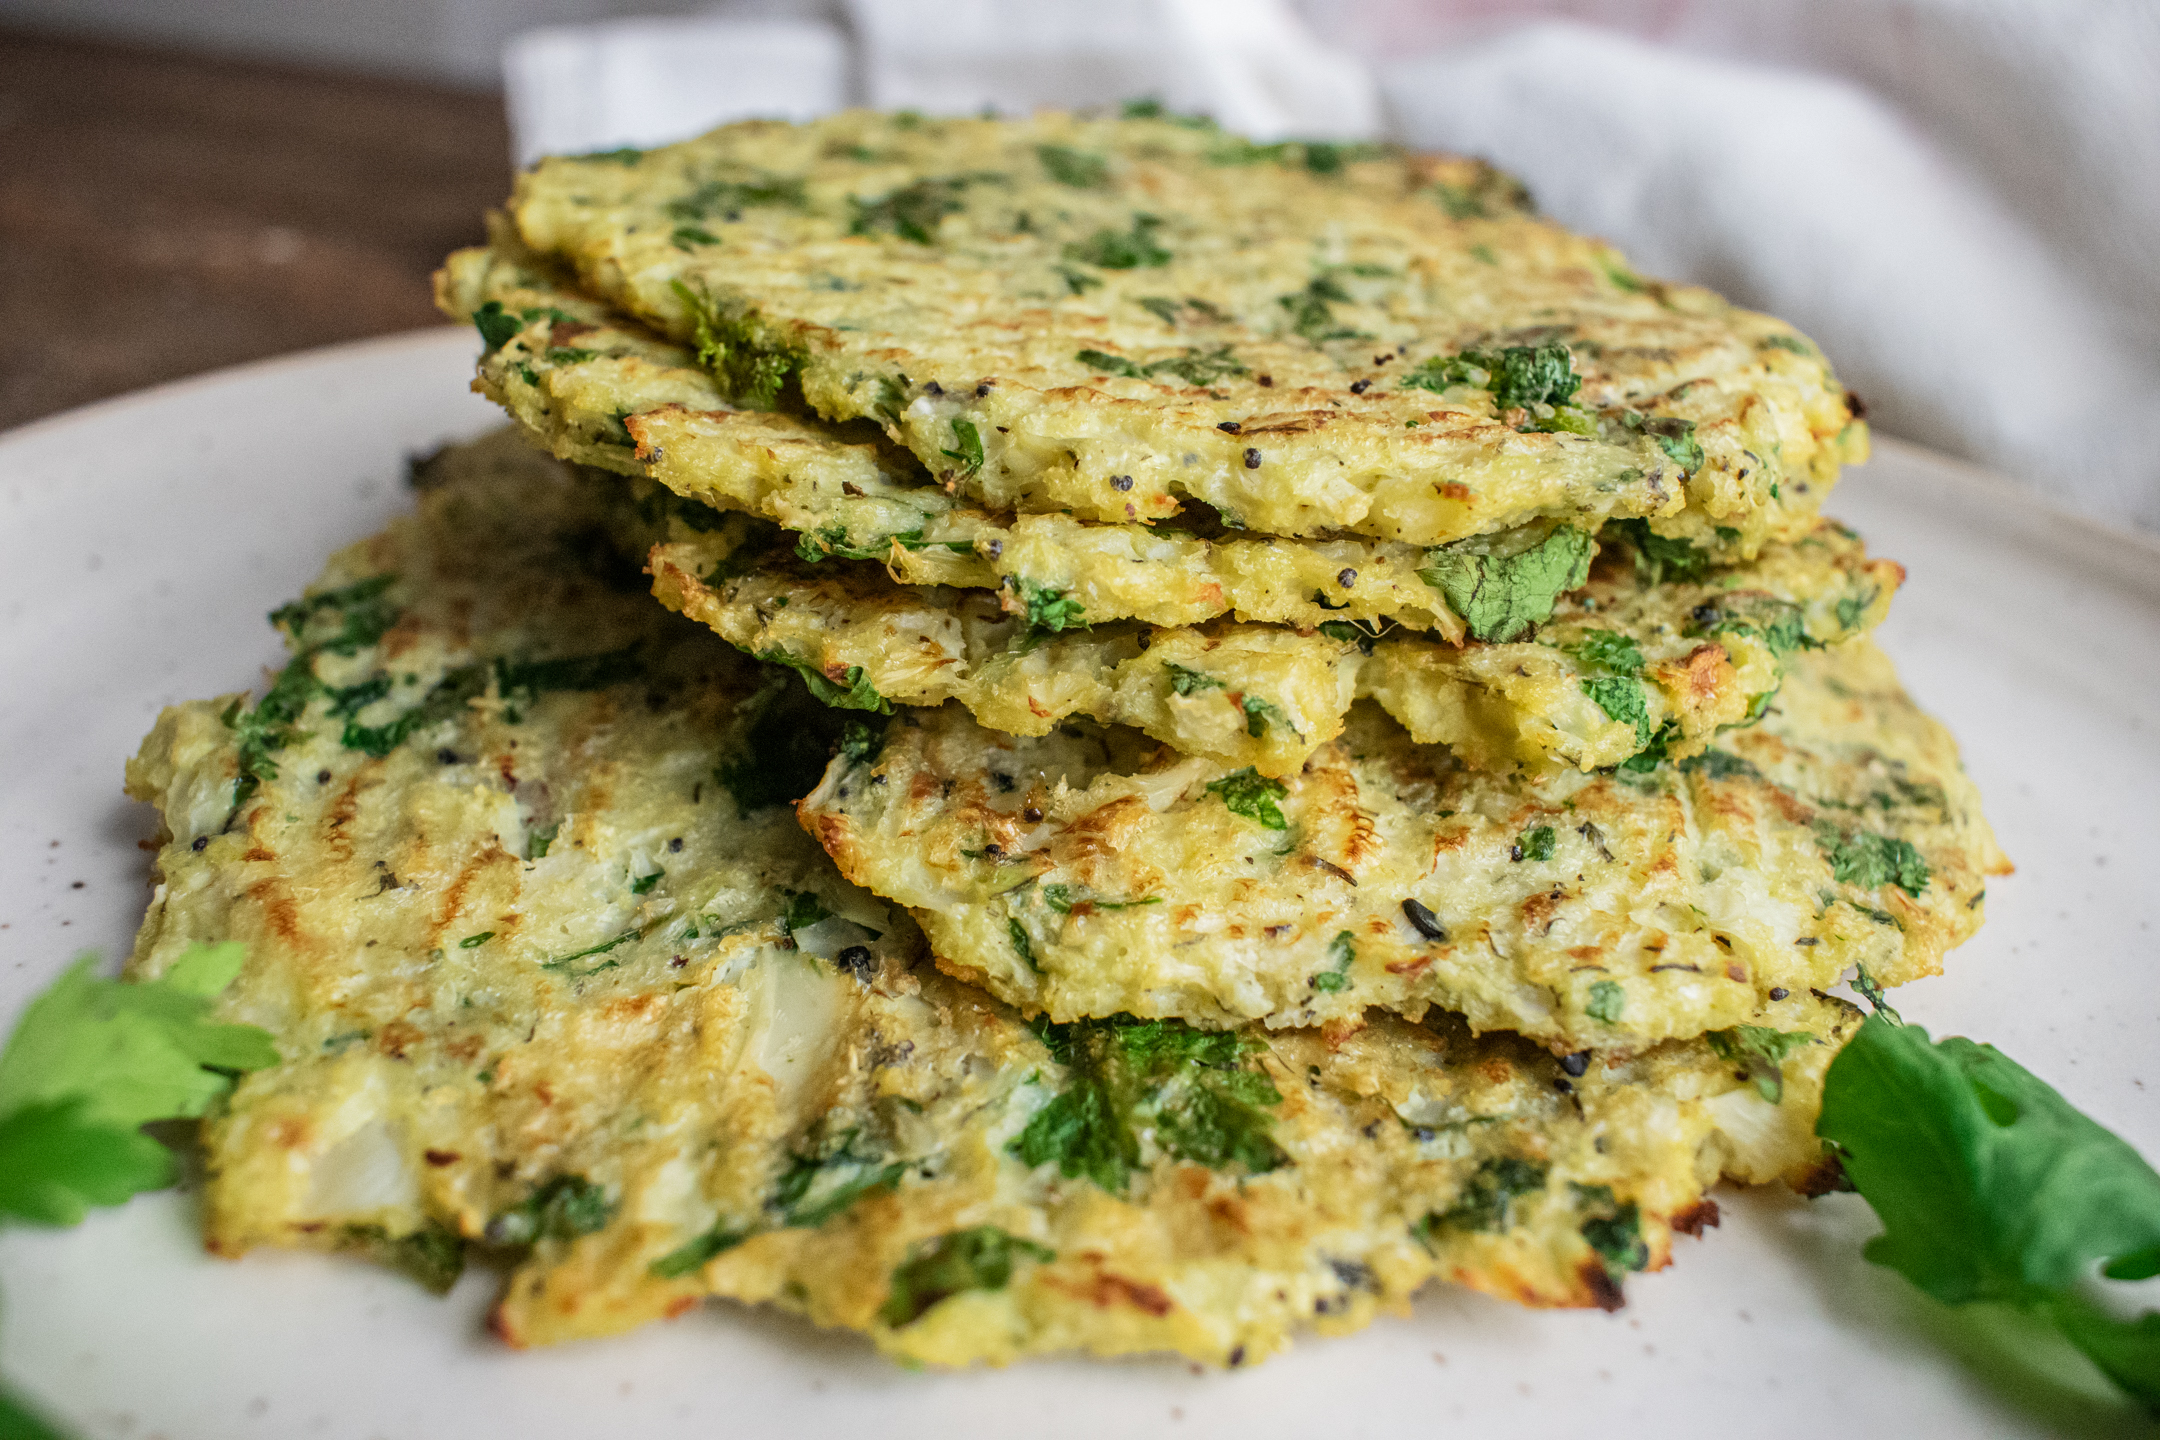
[1569, 629, 1655, 746]
[1818, 1013, 2160, 1413]
[1419, 525, 1595, 643]
[1064, 213, 1170, 269]
[538, 927, 641, 975]
[1311, 931, 1354, 993]
[1706, 1025, 1816, 1104]
[1586, 979, 1625, 1024]
[1012, 1015, 1285, 1194]
[339, 665, 486, 759]
[879, 1226, 1055, 1328]
[0, 944, 276, 1227]
[524, 823, 560, 861]
[1817, 824, 1931, 897]
[1037, 144, 1108, 188]
[1206, 768, 1288, 830]
[1514, 825, 1556, 862]
[780, 891, 832, 938]
[1279, 273, 1363, 345]
[1623, 412, 1705, 472]
[1041, 885, 1160, 914]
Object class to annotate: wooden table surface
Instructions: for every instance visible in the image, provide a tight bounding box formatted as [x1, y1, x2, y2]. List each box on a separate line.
[0, 29, 511, 427]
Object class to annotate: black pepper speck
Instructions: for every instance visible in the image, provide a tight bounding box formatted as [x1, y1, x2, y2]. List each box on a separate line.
[1243, 447, 1261, 469]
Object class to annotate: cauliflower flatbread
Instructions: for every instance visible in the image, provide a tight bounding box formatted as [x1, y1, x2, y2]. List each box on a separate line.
[126, 430, 1858, 1366]
[438, 235, 1459, 636]
[641, 481, 1900, 777]
[800, 641, 2007, 1054]
[510, 109, 1865, 549]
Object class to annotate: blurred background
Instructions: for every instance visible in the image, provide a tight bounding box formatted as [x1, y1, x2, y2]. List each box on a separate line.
[1, 0, 2154, 529]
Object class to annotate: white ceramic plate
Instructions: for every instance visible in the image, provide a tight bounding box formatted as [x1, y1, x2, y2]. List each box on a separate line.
[1, 330, 2155, 1440]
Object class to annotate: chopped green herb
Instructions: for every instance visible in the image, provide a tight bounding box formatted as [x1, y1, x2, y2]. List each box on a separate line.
[1706, 1025, 1816, 1104]
[1578, 1185, 1649, 1276]
[1679, 749, 1759, 782]
[1037, 144, 1108, 188]
[1622, 412, 1705, 472]
[880, 1226, 1055, 1327]
[1064, 213, 1171, 269]
[485, 1175, 615, 1248]
[781, 891, 832, 937]
[671, 226, 719, 249]
[1072, 345, 1246, 385]
[1008, 918, 1040, 973]
[495, 646, 642, 701]
[472, 301, 521, 354]
[458, 932, 494, 949]
[1012, 1014, 1285, 1194]
[849, 176, 972, 243]
[1586, 980, 1626, 1024]
[1606, 518, 1714, 585]
[1761, 334, 1814, 355]
[1279, 273, 1362, 345]
[665, 176, 806, 219]
[1418, 524, 1595, 643]
[1514, 825, 1556, 862]
[1426, 1157, 1547, 1236]
[1240, 694, 1293, 739]
[630, 871, 662, 896]
[772, 1124, 904, 1227]
[1009, 579, 1087, 637]
[524, 823, 560, 860]
[1137, 296, 1183, 325]
[1817, 824, 1931, 897]
[1401, 342, 1580, 412]
[1311, 931, 1354, 993]
[669, 279, 804, 410]
[941, 418, 984, 475]
[538, 927, 641, 974]
[1817, 1012, 2160, 1413]
[648, 1224, 749, 1279]
[754, 650, 893, 714]
[1164, 662, 1225, 696]
[1041, 885, 1162, 914]
[1206, 768, 1288, 830]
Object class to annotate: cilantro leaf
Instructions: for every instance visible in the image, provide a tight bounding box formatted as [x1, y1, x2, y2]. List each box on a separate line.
[1401, 342, 1580, 411]
[1585, 979, 1625, 1023]
[1008, 579, 1087, 637]
[1425, 1156, 1547, 1235]
[1819, 1013, 2160, 1412]
[1164, 663, 1225, 696]
[879, 1226, 1055, 1328]
[849, 176, 971, 244]
[1419, 525, 1594, 643]
[485, 1174, 615, 1248]
[1513, 825, 1556, 862]
[0, 946, 277, 1227]
[1206, 768, 1288, 830]
[472, 301, 521, 355]
[669, 279, 803, 409]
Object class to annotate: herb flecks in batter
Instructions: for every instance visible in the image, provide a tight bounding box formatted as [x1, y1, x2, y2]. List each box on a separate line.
[1012, 1015, 1285, 1195]
[1705, 1026, 1816, 1104]
[1816, 825, 1931, 898]
[880, 1226, 1056, 1328]
[1206, 768, 1289, 830]
[669, 280, 804, 410]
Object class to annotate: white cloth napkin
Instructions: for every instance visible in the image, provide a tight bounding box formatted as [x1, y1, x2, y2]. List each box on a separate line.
[501, 1, 2160, 531]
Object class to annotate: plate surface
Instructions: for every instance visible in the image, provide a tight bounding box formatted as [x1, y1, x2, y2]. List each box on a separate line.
[1, 329, 2155, 1439]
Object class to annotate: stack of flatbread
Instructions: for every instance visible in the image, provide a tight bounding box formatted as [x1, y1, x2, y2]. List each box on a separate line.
[124, 108, 2007, 1367]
